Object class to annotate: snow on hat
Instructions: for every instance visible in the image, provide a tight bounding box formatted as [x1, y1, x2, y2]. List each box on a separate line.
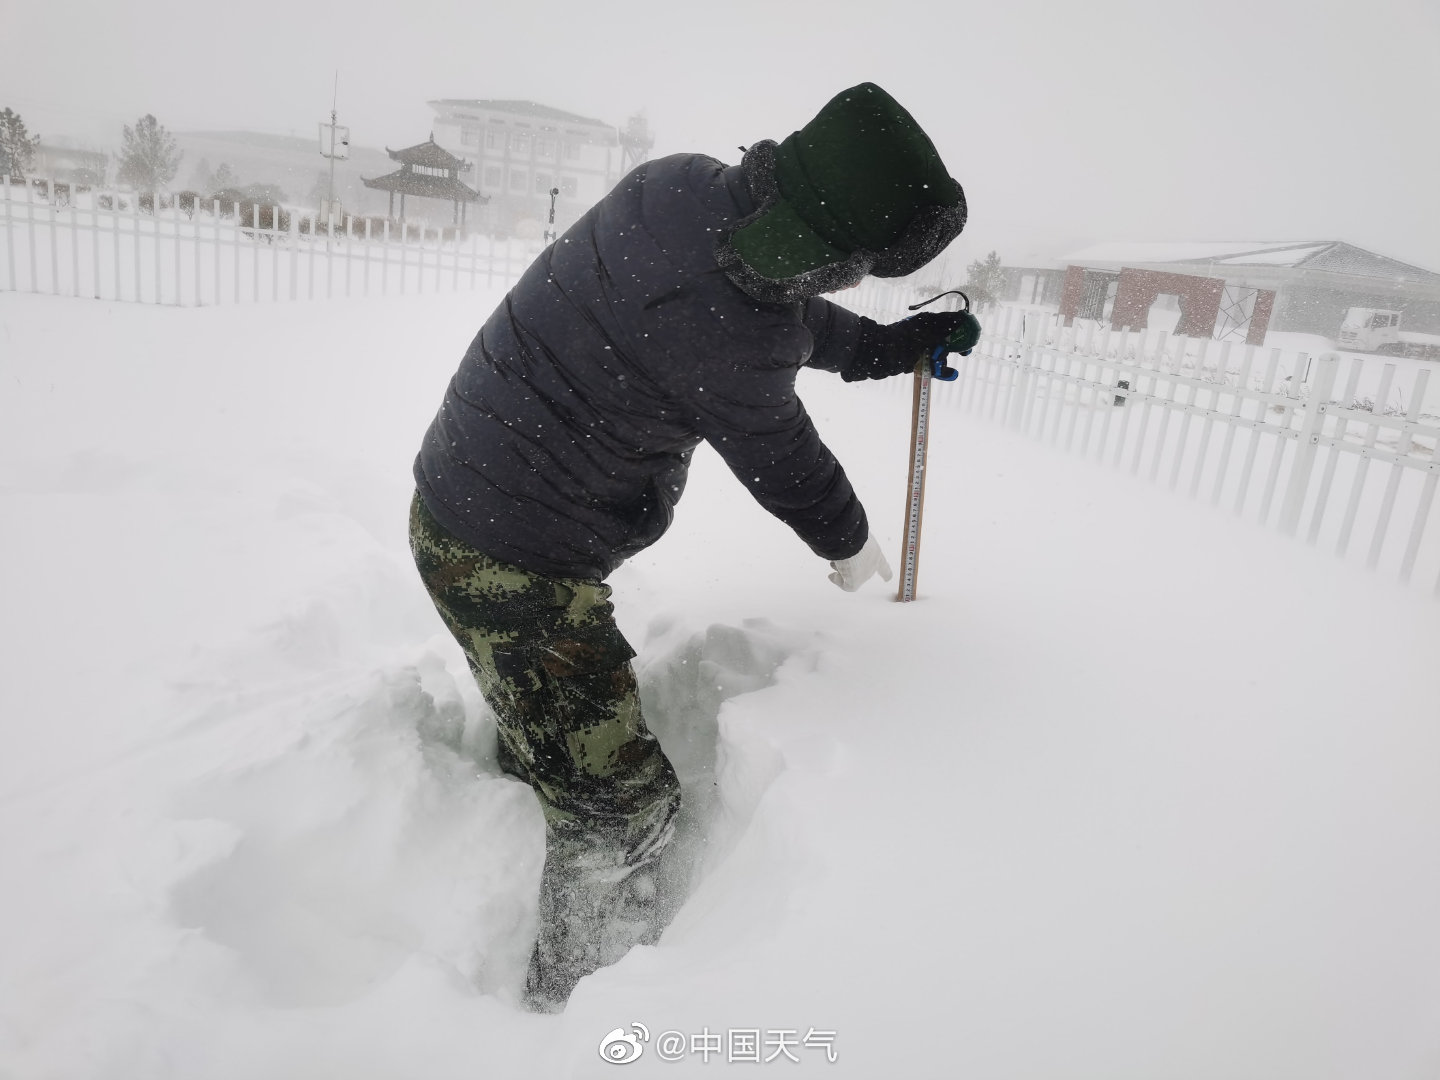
[717, 82, 967, 304]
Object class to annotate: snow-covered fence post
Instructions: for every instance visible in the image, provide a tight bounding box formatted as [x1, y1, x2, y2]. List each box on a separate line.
[1050, 338, 1081, 447]
[289, 211, 299, 302]
[2, 176, 15, 292]
[1128, 331, 1166, 478]
[1369, 367, 1430, 571]
[1076, 324, 1110, 457]
[1424, 479, 1440, 586]
[2, 176, 11, 291]
[306, 215, 316, 300]
[1186, 340, 1230, 498]
[263, 205, 275, 302]
[381, 220, 390, 296]
[1146, 334, 1186, 484]
[398, 221, 408, 296]
[1167, 337, 1208, 492]
[46, 179, 59, 297]
[89, 186, 101, 300]
[1098, 328, 1134, 465]
[1257, 351, 1308, 527]
[1007, 312, 1042, 432]
[325, 209, 335, 301]
[170, 195, 181, 304]
[1008, 310, 1040, 424]
[229, 200, 239, 304]
[192, 198, 203, 305]
[129, 192, 142, 302]
[211, 199, 221, 306]
[362, 217, 372, 296]
[1277, 353, 1340, 537]
[110, 190, 122, 301]
[68, 189, 80, 299]
[1106, 327, 1135, 462]
[1335, 363, 1395, 559]
[249, 203, 259, 303]
[986, 306, 1019, 421]
[150, 192, 163, 304]
[1305, 357, 1365, 544]
[1211, 345, 1256, 504]
[1020, 320, 1053, 437]
[1062, 328, 1094, 455]
[1234, 347, 1282, 515]
[26, 176, 38, 293]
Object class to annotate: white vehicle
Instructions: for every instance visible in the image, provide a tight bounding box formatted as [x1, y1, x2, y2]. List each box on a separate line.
[1338, 307, 1440, 360]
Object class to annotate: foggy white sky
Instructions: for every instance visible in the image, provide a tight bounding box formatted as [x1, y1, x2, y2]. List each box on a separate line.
[4, 0, 1438, 269]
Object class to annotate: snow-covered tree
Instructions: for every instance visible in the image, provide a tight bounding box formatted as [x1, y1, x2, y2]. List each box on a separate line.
[190, 157, 214, 193]
[306, 168, 331, 208]
[117, 114, 182, 192]
[0, 107, 41, 181]
[189, 160, 238, 195]
[964, 250, 1006, 306]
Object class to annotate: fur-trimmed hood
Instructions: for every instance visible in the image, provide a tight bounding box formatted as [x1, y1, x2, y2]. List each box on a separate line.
[715, 140, 967, 305]
[715, 142, 877, 304]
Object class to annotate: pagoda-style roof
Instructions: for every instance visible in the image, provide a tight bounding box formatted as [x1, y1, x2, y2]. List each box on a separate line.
[384, 135, 467, 170]
[361, 133, 482, 206]
[361, 169, 481, 202]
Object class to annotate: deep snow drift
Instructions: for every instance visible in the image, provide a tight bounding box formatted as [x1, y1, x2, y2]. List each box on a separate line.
[1, 289, 1438, 1079]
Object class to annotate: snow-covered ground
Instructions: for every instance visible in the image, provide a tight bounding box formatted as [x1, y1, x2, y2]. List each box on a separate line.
[2, 289, 1438, 1079]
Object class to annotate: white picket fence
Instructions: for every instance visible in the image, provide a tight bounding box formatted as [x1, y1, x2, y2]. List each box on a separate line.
[1, 177, 542, 305]
[861, 298, 1440, 596]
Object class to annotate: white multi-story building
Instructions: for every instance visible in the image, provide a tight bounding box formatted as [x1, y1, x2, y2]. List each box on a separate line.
[428, 99, 642, 238]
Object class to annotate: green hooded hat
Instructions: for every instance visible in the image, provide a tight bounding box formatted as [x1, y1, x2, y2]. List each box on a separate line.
[717, 82, 967, 304]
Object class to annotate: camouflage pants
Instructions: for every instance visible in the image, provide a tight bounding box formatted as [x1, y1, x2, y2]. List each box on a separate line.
[408, 492, 681, 1009]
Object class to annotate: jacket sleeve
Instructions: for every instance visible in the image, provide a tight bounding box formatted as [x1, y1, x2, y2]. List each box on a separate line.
[800, 297, 916, 382]
[645, 299, 866, 561]
[690, 357, 869, 561]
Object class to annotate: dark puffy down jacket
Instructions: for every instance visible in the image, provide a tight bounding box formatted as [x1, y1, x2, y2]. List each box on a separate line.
[414, 153, 897, 582]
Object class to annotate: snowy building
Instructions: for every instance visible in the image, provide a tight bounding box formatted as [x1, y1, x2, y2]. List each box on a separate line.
[427, 99, 635, 238]
[1056, 241, 1440, 342]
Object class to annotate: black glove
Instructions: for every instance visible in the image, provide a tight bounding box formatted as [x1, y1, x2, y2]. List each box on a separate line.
[844, 311, 976, 382]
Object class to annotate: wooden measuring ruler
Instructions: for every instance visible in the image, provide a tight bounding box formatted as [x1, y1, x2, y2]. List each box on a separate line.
[897, 358, 934, 603]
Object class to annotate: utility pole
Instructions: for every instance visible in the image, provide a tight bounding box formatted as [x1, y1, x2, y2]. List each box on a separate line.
[318, 72, 349, 225]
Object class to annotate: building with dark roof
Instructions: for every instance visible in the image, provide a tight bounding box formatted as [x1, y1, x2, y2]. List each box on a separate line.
[998, 241, 1440, 345]
[1060, 241, 1440, 340]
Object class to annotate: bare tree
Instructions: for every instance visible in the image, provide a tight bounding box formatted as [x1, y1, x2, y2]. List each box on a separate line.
[0, 107, 41, 181]
[117, 114, 183, 191]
